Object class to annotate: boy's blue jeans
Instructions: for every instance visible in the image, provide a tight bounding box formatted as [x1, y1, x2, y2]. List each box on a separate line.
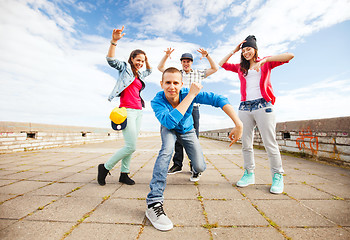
[146, 126, 206, 205]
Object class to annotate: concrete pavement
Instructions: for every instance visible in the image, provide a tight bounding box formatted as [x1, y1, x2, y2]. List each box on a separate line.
[0, 136, 349, 239]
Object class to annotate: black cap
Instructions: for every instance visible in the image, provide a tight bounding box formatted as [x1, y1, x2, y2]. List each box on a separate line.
[242, 35, 258, 50]
[180, 53, 193, 61]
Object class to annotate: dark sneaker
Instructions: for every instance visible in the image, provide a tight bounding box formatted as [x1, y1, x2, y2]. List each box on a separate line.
[167, 165, 182, 175]
[190, 172, 201, 182]
[119, 172, 135, 185]
[146, 202, 173, 231]
[97, 164, 110, 186]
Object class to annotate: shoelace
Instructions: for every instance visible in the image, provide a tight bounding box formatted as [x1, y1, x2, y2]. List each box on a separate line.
[153, 204, 166, 217]
[272, 174, 282, 184]
[241, 173, 250, 180]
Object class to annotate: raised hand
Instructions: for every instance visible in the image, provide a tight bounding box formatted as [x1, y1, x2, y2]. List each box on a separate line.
[112, 26, 126, 42]
[197, 48, 208, 60]
[164, 48, 175, 58]
[232, 40, 246, 54]
[189, 82, 203, 97]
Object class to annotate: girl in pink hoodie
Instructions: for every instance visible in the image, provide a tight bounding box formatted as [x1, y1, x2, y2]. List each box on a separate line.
[219, 35, 294, 194]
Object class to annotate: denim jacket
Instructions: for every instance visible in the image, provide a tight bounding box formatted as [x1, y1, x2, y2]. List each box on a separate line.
[106, 57, 152, 104]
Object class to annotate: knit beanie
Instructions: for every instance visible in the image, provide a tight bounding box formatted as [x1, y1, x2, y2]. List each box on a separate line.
[242, 35, 258, 50]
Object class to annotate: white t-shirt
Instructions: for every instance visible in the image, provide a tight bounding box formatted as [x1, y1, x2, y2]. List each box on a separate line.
[245, 69, 262, 101]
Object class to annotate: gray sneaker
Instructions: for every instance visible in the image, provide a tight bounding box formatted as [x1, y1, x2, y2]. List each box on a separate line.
[146, 203, 173, 231]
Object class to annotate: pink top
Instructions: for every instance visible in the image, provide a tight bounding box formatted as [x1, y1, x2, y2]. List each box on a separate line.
[222, 57, 288, 105]
[119, 77, 143, 110]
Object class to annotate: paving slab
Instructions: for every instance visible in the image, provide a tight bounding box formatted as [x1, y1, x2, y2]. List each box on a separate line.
[211, 226, 285, 240]
[140, 226, 210, 240]
[0, 180, 49, 195]
[312, 183, 350, 199]
[203, 199, 268, 226]
[283, 184, 334, 200]
[0, 136, 349, 239]
[65, 223, 141, 240]
[26, 196, 102, 222]
[198, 183, 244, 200]
[253, 199, 335, 227]
[0, 194, 58, 219]
[281, 227, 350, 240]
[0, 220, 73, 240]
[28, 182, 83, 196]
[238, 184, 290, 200]
[158, 199, 206, 227]
[163, 183, 199, 200]
[301, 200, 350, 225]
[86, 198, 145, 224]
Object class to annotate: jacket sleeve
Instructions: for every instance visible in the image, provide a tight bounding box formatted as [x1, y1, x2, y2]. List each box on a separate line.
[194, 91, 230, 108]
[151, 94, 183, 130]
[106, 57, 126, 72]
[262, 56, 289, 70]
[221, 62, 240, 73]
[141, 68, 152, 79]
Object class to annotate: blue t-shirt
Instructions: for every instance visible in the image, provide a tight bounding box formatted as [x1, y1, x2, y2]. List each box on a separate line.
[151, 88, 230, 134]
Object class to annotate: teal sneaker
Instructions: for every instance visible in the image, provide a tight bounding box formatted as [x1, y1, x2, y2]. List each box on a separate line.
[236, 170, 255, 187]
[270, 173, 284, 194]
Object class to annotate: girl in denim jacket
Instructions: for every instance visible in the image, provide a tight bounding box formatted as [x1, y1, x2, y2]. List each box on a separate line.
[219, 35, 294, 194]
[98, 26, 152, 185]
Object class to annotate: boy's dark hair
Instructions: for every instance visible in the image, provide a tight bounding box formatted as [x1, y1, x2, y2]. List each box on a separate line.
[162, 67, 182, 81]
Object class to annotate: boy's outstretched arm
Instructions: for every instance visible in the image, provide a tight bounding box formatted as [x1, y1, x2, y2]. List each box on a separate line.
[222, 104, 243, 146]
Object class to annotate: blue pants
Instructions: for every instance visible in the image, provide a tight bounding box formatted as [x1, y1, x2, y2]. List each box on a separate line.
[146, 126, 206, 205]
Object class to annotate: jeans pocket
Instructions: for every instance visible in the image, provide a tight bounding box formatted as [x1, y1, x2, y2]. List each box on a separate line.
[265, 108, 273, 113]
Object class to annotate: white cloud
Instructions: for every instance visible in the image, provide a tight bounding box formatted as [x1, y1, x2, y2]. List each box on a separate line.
[227, 0, 350, 54]
[275, 74, 350, 122]
[124, 0, 235, 36]
[75, 1, 96, 12]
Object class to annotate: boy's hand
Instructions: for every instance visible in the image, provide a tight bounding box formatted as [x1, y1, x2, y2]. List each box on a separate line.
[228, 125, 243, 147]
[197, 48, 208, 60]
[188, 82, 202, 97]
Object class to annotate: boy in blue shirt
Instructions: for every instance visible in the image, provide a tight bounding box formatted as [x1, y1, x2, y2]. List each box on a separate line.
[146, 67, 243, 231]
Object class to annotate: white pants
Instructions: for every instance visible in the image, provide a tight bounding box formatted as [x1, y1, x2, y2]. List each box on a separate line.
[239, 105, 284, 176]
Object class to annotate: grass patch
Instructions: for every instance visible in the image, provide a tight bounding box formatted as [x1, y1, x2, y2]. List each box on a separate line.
[103, 195, 110, 200]
[71, 187, 81, 192]
[202, 223, 218, 229]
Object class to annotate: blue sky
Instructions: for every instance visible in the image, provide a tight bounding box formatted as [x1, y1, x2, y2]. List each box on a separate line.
[1, 0, 350, 132]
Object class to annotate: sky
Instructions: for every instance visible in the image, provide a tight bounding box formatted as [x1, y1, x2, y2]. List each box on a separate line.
[1, 0, 350, 132]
